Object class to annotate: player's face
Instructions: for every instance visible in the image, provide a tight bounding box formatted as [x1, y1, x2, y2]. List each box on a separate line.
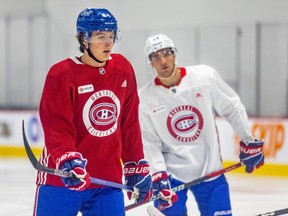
[150, 48, 176, 78]
[85, 31, 115, 61]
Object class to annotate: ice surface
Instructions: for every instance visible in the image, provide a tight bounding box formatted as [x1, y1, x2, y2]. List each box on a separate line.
[1, 158, 287, 216]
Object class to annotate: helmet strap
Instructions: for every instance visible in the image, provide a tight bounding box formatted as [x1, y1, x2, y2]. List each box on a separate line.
[86, 47, 106, 64]
[79, 40, 106, 64]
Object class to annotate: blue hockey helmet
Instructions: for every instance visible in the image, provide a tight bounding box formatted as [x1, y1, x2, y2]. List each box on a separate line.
[76, 8, 118, 42]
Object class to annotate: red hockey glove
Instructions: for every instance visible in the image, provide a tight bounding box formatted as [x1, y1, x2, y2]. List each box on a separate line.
[124, 159, 153, 204]
[56, 152, 90, 191]
[152, 171, 178, 210]
[239, 139, 264, 173]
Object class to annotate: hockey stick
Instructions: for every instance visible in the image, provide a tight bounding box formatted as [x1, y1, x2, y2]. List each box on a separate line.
[22, 120, 134, 192]
[147, 206, 165, 216]
[125, 161, 243, 210]
[256, 208, 288, 216]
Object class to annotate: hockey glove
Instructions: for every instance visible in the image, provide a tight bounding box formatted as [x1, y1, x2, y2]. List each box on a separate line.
[239, 139, 264, 173]
[152, 171, 178, 210]
[124, 159, 153, 204]
[56, 152, 90, 191]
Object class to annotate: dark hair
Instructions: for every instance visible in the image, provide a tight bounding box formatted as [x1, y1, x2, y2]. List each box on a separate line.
[77, 33, 85, 53]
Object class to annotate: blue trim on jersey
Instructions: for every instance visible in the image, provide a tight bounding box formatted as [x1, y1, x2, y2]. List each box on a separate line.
[35, 186, 125, 216]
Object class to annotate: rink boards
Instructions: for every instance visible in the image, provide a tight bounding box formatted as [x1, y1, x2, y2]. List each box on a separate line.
[0, 110, 287, 177]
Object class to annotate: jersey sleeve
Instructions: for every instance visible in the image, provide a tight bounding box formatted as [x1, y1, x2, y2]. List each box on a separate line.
[208, 66, 253, 141]
[39, 66, 77, 162]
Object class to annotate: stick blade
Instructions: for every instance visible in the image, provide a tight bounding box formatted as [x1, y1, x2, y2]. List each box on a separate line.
[22, 120, 57, 174]
[22, 120, 39, 169]
[147, 206, 165, 216]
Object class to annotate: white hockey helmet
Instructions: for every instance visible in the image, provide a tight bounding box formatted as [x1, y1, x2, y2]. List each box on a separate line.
[144, 34, 176, 59]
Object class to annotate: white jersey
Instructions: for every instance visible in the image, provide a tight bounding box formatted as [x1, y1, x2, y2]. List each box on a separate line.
[138, 65, 252, 182]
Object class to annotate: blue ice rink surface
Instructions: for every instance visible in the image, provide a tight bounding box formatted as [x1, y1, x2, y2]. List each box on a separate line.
[1, 158, 287, 216]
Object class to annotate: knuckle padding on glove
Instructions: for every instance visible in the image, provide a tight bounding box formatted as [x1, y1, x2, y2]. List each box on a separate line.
[124, 160, 152, 204]
[239, 139, 264, 173]
[56, 152, 90, 190]
[152, 171, 178, 210]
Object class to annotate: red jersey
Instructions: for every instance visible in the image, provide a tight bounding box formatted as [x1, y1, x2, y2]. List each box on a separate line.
[36, 54, 144, 188]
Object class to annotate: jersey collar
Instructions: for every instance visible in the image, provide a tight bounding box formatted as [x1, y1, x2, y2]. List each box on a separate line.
[154, 67, 187, 88]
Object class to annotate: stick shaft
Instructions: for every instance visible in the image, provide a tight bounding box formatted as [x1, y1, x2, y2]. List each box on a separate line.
[125, 162, 243, 210]
[22, 120, 134, 192]
[256, 208, 288, 216]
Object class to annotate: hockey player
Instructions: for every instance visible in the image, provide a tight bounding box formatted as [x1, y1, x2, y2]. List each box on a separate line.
[34, 8, 152, 216]
[138, 34, 265, 216]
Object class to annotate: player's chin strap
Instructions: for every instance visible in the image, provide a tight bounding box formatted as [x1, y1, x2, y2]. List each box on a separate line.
[86, 45, 106, 64]
[79, 40, 106, 64]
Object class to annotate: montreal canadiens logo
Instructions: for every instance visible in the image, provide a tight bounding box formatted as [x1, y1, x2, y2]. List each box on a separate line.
[83, 90, 120, 137]
[167, 105, 203, 142]
[90, 103, 117, 125]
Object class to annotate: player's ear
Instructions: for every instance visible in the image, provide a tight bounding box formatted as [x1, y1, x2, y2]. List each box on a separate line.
[82, 40, 89, 49]
[80, 36, 88, 48]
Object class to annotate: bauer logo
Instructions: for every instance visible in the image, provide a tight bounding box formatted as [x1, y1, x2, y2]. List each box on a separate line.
[78, 84, 94, 94]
